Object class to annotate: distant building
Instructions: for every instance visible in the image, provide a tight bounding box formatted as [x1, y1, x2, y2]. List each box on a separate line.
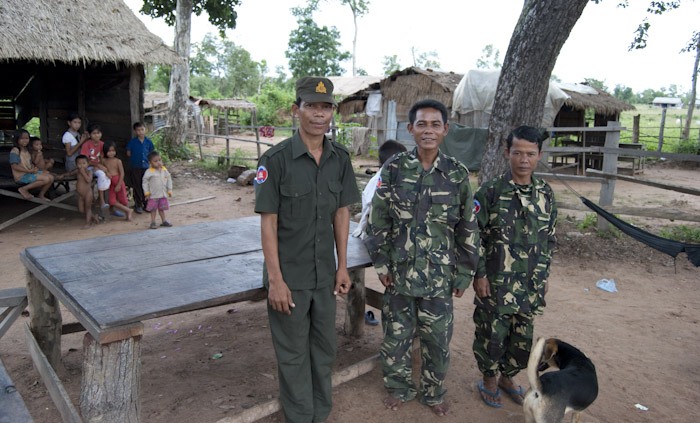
[652, 97, 683, 109]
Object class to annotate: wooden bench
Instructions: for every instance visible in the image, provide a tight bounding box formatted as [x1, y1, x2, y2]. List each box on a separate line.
[0, 288, 33, 423]
[0, 176, 79, 231]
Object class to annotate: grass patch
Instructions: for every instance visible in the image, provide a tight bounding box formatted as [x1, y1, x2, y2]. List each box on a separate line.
[659, 224, 700, 243]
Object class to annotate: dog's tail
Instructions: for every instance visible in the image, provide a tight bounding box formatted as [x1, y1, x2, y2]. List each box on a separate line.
[527, 337, 546, 393]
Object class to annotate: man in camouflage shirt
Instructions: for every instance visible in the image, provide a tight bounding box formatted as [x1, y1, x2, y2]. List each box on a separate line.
[472, 125, 557, 408]
[365, 99, 479, 417]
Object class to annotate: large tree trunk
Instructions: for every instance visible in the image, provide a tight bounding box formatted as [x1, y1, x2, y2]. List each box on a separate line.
[351, 12, 358, 76]
[479, 0, 589, 184]
[682, 38, 699, 141]
[165, 0, 193, 150]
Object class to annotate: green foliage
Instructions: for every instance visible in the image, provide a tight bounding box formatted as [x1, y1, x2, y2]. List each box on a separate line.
[249, 84, 296, 127]
[618, 104, 700, 152]
[382, 55, 401, 76]
[139, 0, 242, 36]
[22, 117, 40, 137]
[151, 130, 192, 162]
[675, 137, 699, 154]
[335, 122, 361, 148]
[286, 14, 351, 78]
[411, 47, 440, 69]
[659, 224, 700, 243]
[190, 33, 262, 98]
[613, 84, 635, 103]
[583, 77, 608, 92]
[145, 65, 171, 92]
[577, 213, 597, 231]
[476, 44, 502, 69]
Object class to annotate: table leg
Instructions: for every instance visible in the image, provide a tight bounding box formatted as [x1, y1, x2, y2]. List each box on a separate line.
[343, 268, 366, 337]
[80, 333, 141, 423]
[26, 268, 63, 370]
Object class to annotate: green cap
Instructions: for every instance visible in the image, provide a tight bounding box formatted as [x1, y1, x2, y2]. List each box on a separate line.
[295, 76, 336, 106]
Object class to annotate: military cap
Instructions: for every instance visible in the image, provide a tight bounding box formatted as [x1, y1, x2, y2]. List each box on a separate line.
[296, 76, 337, 106]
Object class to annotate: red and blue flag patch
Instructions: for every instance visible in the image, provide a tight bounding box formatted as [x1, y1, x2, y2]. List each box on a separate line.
[254, 166, 268, 184]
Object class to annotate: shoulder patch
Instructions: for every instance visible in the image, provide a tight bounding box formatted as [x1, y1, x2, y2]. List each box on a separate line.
[376, 175, 382, 189]
[264, 137, 293, 157]
[254, 166, 268, 184]
[331, 141, 350, 155]
[474, 199, 481, 214]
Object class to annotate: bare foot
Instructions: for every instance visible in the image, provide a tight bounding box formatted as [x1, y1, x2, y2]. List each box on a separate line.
[431, 402, 449, 417]
[18, 187, 34, 199]
[498, 376, 524, 405]
[37, 195, 51, 202]
[81, 224, 91, 230]
[479, 377, 502, 406]
[126, 209, 134, 221]
[383, 396, 402, 411]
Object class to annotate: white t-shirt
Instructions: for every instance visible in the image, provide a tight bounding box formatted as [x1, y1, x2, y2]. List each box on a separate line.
[351, 171, 381, 239]
[62, 130, 80, 171]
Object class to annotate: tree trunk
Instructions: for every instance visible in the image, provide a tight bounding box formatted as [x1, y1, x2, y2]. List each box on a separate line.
[479, 0, 589, 184]
[658, 107, 667, 152]
[165, 0, 193, 151]
[682, 38, 699, 140]
[351, 12, 358, 76]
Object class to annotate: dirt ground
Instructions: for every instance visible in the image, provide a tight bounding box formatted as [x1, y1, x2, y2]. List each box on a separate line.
[0, 145, 699, 423]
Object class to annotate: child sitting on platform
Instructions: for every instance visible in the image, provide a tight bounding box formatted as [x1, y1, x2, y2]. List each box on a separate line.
[79, 123, 111, 213]
[75, 155, 99, 229]
[142, 150, 173, 229]
[9, 129, 55, 201]
[30, 137, 55, 172]
[352, 140, 406, 239]
[102, 142, 133, 221]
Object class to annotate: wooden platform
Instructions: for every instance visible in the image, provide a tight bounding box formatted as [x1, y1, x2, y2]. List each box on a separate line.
[22, 216, 374, 422]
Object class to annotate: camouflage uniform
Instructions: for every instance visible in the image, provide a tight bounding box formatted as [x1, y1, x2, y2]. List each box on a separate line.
[365, 149, 479, 405]
[472, 169, 557, 378]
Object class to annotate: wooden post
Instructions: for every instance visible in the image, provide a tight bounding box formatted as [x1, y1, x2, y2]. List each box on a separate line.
[253, 110, 261, 160]
[78, 69, 86, 124]
[39, 72, 49, 144]
[80, 333, 141, 423]
[225, 109, 230, 167]
[26, 268, 63, 371]
[633, 114, 640, 144]
[658, 107, 667, 152]
[597, 121, 621, 231]
[129, 66, 141, 127]
[343, 268, 366, 337]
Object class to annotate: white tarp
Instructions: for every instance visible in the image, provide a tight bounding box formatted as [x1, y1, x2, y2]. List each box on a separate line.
[451, 69, 570, 128]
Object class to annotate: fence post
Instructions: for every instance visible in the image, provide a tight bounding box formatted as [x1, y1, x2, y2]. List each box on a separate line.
[225, 109, 230, 167]
[657, 107, 667, 152]
[597, 121, 621, 231]
[253, 110, 261, 161]
[633, 114, 640, 144]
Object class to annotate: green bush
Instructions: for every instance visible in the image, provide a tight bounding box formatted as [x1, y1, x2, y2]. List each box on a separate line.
[248, 85, 296, 127]
[659, 225, 700, 243]
[150, 131, 192, 163]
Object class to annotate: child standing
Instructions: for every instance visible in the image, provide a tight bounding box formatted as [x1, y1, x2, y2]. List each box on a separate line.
[352, 140, 407, 239]
[9, 129, 55, 201]
[142, 151, 172, 229]
[79, 123, 111, 212]
[126, 122, 155, 214]
[75, 155, 99, 229]
[102, 142, 134, 222]
[30, 137, 55, 171]
[62, 113, 88, 172]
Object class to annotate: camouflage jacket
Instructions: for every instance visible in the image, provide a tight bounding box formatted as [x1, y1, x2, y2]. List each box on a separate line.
[473, 170, 557, 315]
[364, 149, 479, 298]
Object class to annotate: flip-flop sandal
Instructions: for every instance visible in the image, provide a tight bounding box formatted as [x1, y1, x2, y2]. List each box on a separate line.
[149, 222, 158, 229]
[478, 380, 502, 408]
[501, 385, 525, 405]
[365, 310, 378, 325]
[160, 221, 173, 227]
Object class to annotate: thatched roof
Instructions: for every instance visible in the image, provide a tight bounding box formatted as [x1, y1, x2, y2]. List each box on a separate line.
[0, 0, 181, 66]
[561, 85, 635, 115]
[380, 67, 464, 108]
[327, 76, 382, 97]
[197, 98, 257, 111]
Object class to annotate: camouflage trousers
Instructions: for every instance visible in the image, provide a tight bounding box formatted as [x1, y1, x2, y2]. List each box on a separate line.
[381, 286, 453, 406]
[472, 307, 534, 378]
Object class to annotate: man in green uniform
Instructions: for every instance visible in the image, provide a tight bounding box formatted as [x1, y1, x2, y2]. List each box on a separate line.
[254, 76, 360, 423]
[472, 125, 557, 408]
[365, 99, 480, 417]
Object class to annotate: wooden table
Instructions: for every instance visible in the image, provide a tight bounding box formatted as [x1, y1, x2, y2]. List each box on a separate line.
[21, 216, 373, 423]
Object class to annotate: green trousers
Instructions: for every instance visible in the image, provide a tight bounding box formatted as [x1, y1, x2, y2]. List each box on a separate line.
[268, 285, 336, 423]
[381, 286, 453, 406]
[472, 307, 534, 378]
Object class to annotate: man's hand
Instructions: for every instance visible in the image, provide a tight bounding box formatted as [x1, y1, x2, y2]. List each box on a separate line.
[379, 274, 394, 287]
[452, 288, 465, 298]
[473, 277, 491, 298]
[334, 267, 351, 296]
[544, 280, 549, 296]
[268, 278, 295, 315]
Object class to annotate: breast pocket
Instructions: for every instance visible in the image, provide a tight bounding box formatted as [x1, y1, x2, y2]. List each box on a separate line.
[328, 180, 343, 211]
[429, 193, 460, 226]
[280, 183, 313, 218]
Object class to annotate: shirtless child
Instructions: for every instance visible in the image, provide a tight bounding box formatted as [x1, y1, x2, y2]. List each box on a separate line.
[75, 155, 99, 229]
[102, 142, 133, 221]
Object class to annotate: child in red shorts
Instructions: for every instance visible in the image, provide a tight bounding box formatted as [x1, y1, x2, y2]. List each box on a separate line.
[142, 150, 172, 229]
[102, 142, 133, 221]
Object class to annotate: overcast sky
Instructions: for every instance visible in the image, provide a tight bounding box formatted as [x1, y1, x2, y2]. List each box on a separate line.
[123, 0, 699, 94]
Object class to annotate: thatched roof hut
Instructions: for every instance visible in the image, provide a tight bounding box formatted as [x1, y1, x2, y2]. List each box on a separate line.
[380, 67, 463, 109]
[0, 0, 179, 165]
[554, 83, 635, 129]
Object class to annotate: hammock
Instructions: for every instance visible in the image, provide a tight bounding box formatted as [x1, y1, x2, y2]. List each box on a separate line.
[581, 197, 700, 267]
